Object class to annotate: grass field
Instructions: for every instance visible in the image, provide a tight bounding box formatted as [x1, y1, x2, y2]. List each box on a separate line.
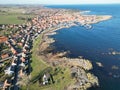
[31, 35, 49, 79]
[0, 14, 35, 24]
[28, 68, 74, 90]
[0, 7, 35, 24]
[21, 35, 75, 90]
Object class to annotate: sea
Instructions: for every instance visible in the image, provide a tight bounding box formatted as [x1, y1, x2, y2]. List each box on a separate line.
[47, 4, 120, 90]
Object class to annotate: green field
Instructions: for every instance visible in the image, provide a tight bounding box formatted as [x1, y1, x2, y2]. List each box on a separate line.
[0, 14, 35, 24]
[21, 35, 75, 90]
[31, 35, 49, 79]
[0, 7, 35, 24]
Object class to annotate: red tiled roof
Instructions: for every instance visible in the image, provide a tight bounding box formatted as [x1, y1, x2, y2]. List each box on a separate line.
[0, 36, 8, 43]
[1, 54, 9, 59]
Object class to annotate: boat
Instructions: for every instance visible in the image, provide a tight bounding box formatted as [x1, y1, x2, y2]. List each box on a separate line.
[84, 24, 92, 29]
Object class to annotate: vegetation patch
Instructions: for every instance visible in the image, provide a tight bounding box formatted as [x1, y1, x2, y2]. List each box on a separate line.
[0, 14, 35, 24]
[21, 35, 75, 90]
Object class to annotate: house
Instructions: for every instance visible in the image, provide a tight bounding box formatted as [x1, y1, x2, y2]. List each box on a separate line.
[1, 54, 9, 59]
[43, 74, 48, 85]
[4, 66, 14, 75]
[11, 60, 17, 66]
[23, 47, 27, 52]
[42, 73, 50, 85]
[3, 79, 11, 90]
[11, 47, 17, 54]
[0, 36, 8, 43]
[13, 55, 17, 60]
[17, 42, 23, 47]
[24, 43, 29, 48]
[0, 63, 4, 67]
[22, 52, 26, 57]
[21, 39, 25, 43]
[21, 57, 25, 62]
[19, 69, 24, 78]
[19, 62, 25, 68]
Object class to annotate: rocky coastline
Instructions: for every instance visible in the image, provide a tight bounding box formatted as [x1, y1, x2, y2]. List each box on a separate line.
[30, 7, 112, 90]
[36, 25, 99, 90]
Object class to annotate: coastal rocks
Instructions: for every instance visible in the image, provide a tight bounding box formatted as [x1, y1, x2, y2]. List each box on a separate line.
[68, 58, 93, 70]
[63, 58, 98, 90]
[67, 67, 99, 90]
[39, 49, 99, 90]
[87, 73, 99, 86]
[96, 62, 103, 67]
[111, 65, 119, 70]
[45, 51, 92, 70]
[102, 50, 120, 56]
[84, 15, 112, 24]
[95, 15, 112, 23]
[77, 15, 112, 27]
[37, 25, 99, 90]
[39, 37, 55, 52]
[44, 32, 57, 36]
[109, 51, 120, 55]
[38, 35, 99, 90]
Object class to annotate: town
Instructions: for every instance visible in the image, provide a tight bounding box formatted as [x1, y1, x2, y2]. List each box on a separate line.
[0, 6, 111, 90]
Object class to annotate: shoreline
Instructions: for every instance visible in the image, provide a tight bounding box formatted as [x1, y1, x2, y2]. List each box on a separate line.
[30, 7, 112, 90]
[0, 5, 117, 90]
[34, 24, 99, 90]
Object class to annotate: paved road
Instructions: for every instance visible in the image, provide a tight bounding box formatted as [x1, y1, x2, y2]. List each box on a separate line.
[12, 30, 31, 90]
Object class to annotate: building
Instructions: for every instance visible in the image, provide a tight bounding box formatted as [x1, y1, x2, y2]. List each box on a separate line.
[1, 54, 9, 59]
[42, 73, 51, 85]
[0, 36, 8, 43]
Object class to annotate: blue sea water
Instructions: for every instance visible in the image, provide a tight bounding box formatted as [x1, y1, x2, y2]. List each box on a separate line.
[47, 5, 120, 90]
